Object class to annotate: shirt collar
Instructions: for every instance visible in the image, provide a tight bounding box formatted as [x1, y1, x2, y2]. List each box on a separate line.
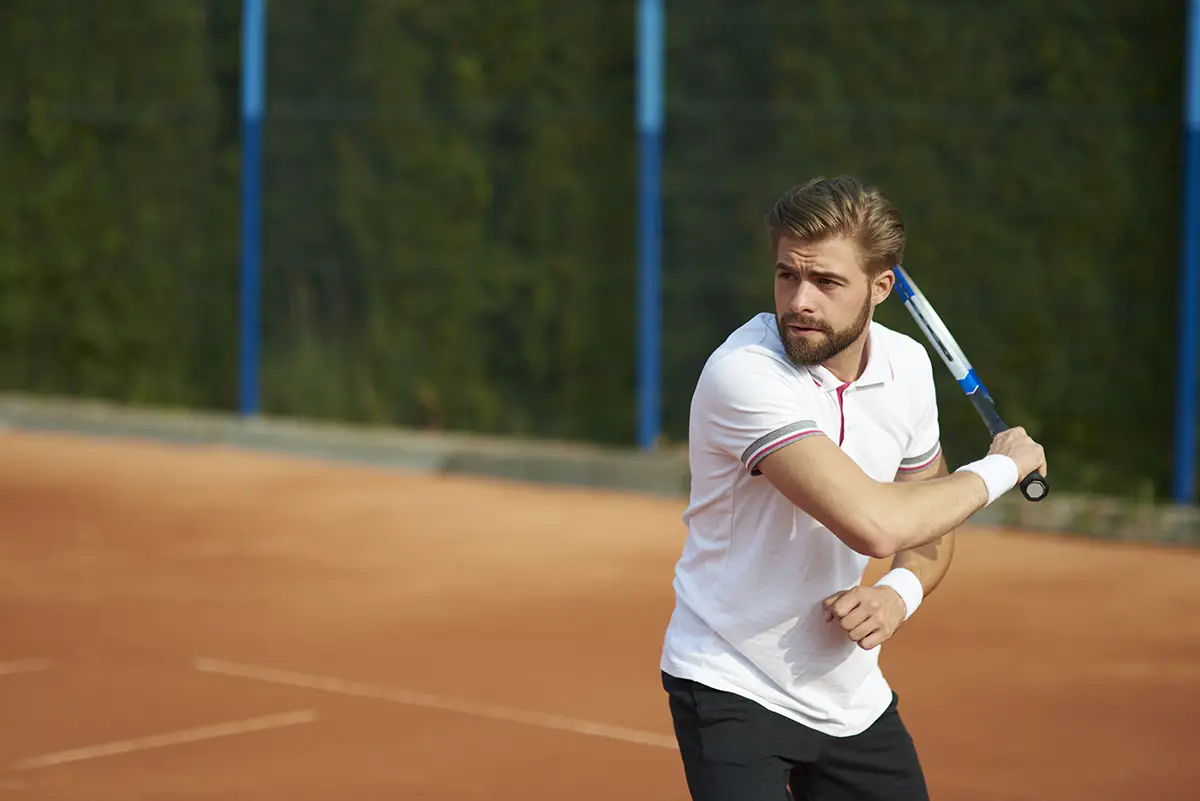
[804, 322, 894, 393]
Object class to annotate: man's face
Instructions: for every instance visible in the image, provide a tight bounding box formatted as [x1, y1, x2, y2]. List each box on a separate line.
[773, 235, 891, 368]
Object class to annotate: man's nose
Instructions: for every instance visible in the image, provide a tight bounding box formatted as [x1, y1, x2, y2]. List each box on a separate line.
[788, 281, 820, 314]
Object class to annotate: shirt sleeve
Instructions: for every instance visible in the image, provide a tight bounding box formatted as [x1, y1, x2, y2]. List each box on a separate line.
[695, 350, 827, 476]
[897, 349, 942, 474]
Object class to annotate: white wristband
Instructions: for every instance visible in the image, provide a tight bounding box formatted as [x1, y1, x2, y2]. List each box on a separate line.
[874, 568, 924, 620]
[955, 453, 1019, 506]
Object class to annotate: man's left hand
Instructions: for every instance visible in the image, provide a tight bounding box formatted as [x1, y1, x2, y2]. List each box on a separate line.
[823, 585, 908, 650]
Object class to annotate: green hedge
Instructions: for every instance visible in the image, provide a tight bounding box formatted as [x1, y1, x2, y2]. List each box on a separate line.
[0, 1, 1185, 498]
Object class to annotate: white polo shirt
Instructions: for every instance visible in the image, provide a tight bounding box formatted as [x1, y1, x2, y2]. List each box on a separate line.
[660, 312, 942, 737]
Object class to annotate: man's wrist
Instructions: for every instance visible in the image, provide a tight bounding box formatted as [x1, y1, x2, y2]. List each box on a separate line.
[874, 567, 924, 620]
[955, 454, 1018, 506]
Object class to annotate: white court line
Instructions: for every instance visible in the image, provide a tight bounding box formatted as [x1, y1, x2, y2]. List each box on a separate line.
[196, 658, 676, 750]
[0, 658, 53, 677]
[12, 709, 317, 771]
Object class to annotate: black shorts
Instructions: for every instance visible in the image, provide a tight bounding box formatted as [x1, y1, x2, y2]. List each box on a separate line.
[662, 672, 929, 801]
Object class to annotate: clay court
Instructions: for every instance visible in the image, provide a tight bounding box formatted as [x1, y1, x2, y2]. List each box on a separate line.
[1, 429, 1198, 800]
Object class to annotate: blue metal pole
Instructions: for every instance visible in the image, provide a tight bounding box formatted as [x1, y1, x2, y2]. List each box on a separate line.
[1173, 0, 1200, 502]
[239, 0, 266, 417]
[637, 0, 664, 450]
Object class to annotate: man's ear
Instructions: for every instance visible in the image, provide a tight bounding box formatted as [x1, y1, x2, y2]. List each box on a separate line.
[872, 268, 896, 306]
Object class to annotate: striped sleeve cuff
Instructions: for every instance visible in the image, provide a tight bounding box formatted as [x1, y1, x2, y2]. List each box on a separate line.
[898, 442, 942, 473]
[742, 421, 825, 475]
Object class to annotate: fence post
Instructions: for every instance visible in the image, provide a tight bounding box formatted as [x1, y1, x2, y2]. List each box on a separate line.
[239, 0, 267, 417]
[637, 0, 664, 450]
[1174, 0, 1200, 502]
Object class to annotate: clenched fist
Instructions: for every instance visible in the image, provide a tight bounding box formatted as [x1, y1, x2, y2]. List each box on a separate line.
[822, 585, 908, 650]
[988, 425, 1048, 483]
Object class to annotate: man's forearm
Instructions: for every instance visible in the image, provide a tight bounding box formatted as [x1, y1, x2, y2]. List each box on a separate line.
[891, 530, 956, 595]
[889, 458, 957, 595]
[867, 471, 984, 555]
[757, 435, 989, 558]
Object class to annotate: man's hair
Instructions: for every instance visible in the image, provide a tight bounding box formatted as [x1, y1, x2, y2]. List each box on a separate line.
[766, 176, 905, 275]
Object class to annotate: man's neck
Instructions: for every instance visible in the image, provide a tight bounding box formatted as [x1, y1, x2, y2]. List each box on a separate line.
[822, 332, 871, 385]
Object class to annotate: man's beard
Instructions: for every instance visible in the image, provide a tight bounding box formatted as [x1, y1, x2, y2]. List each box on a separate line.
[777, 293, 872, 368]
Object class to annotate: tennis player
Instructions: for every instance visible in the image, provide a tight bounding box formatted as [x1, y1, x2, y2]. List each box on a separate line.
[660, 176, 1047, 801]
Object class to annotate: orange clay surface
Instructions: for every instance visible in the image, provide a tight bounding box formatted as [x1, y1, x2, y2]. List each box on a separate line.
[1, 429, 1199, 800]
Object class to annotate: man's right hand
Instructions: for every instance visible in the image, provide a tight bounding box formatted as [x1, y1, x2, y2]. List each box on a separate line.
[987, 426, 1047, 480]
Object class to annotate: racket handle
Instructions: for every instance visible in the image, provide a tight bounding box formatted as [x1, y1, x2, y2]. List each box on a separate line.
[971, 397, 1048, 503]
[1019, 471, 1049, 502]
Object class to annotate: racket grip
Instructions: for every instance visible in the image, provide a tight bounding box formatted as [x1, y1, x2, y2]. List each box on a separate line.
[1019, 471, 1049, 502]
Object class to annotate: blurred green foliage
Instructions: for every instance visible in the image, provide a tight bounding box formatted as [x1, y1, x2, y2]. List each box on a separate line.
[0, 1, 1185, 498]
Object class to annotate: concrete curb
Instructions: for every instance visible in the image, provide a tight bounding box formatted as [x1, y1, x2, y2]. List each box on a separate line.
[1, 393, 1195, 547]
[0, 394, 691, 498]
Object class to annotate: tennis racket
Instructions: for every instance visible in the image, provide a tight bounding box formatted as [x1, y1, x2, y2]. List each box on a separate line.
[892, 265, 1049, 502]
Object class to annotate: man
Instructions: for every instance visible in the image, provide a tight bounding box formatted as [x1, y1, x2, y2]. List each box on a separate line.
[659, 176, 1047, 801]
